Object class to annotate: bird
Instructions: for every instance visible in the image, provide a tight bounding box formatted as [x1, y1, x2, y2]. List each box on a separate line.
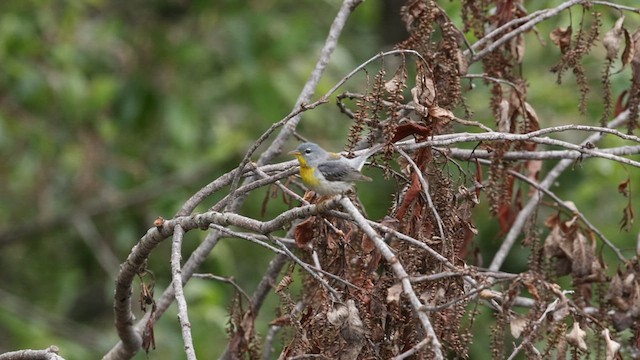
[289, 142, 380, 195]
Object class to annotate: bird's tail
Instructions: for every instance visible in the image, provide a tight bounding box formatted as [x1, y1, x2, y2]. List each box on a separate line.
[352, 143, 385, 171]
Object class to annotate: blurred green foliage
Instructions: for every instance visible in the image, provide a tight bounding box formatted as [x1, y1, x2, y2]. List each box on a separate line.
[0, 0, 638, 358]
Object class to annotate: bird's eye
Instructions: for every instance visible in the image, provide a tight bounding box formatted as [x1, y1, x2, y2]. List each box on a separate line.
[304, 149, 312, 154]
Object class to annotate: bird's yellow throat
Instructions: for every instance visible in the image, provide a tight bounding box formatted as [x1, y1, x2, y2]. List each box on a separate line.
[293, 154, 320, 186]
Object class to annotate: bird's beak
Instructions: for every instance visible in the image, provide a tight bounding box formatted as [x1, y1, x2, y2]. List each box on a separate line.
[288, 150, 301, 156]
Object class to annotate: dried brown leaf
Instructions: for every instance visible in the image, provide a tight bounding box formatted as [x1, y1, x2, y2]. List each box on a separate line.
[387, 283, 403, 303]
[269, 315, 291, 327]
[622, 28, 634, 68]
[618, 178, 630, 197]
[603, 16, 625, 61]
[632, 29, 640, 77]
[428, 105, 455, 121]
[550, 26, 572, 54]
[510, 316, 528, 339]
[603, 328, 621, 360]
[510, 34, 525, 63]
[498, 99, 511, 132]
[294, 217, 315, 249]
[327, 303, 349, 326]
[566, 322, 587, 351]
[413, 71, 437, 107]
[571, 231, 595, 277]
[275, 275, 293, 294]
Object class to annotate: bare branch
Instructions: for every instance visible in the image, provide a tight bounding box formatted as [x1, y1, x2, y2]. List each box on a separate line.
[170, 225, 196, 360]
[447, 145, 640, 160]
[591, 1, 640, 13]
[0, 346, 65, 360]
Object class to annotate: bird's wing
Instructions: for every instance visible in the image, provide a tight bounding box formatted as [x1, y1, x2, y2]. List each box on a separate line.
[317, 160, 372, 182]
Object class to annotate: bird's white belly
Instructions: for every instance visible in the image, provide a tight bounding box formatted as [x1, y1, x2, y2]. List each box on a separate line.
[313, 180, 353, 195]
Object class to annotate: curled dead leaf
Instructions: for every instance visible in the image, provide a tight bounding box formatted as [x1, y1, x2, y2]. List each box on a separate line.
[294, 217, 315, 249]
[510, 316, 528, 339]
[387, 283, 403, 303]
[602, 328, 621, 360]
[428, 105, 455, 121]
[327, 303, 349, 326]
[618, 178, 630, 197]
[566, 322, 587, 351]
[479, 289, 501, 300]
[550, 26, 572, 54]
[510, 34, 525, 64]
[621, 27, 634, 70]
[498, 99, 511, 132]
[603, 16, 625, 61]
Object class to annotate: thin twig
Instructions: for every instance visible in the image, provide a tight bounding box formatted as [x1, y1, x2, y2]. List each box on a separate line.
[591, 1, 640, 13]
[170, 225, 197, 360]
[192, 273, 252, 305]
[391, 337, 431, 360]
[0, 346, 65, 360]
[446, 145, 640, 160]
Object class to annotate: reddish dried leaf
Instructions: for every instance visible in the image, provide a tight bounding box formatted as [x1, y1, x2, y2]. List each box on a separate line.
[142, 319, 156, 353]
[497, 203, 515, 235]
[618, 178, 630, 197]
[524, 279, 540, 301]
[396, 172, 423, 220]
[361, 234, 376, 254]
[390, 122, 431, 142]
[615, 90, 629, 116]
[294, 217, 315, 249]
[526, 159, 542, 182]
[620, 202, 635, 231]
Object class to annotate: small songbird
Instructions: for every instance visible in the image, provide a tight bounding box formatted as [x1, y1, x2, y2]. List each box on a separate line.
[289, 142, 379, 195]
